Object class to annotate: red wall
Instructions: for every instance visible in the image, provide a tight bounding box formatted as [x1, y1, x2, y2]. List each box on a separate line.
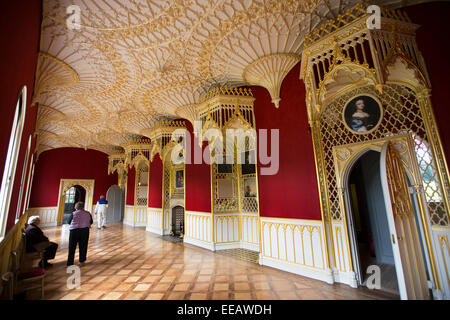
[252, 63, 322, 220]
[148, 156, 163, 208]
[28, 148, 118, 208]
[1, 1, 41, 232]
[126, 166, 136, 206]
[185, 132, 212, 213]
[404, 2, 450, 161]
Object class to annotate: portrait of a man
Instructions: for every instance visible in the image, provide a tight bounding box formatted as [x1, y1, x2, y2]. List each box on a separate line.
[344, 95, 382, 134]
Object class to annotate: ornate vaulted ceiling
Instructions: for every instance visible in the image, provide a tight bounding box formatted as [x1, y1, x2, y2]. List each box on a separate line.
[35, 0, 400, 156]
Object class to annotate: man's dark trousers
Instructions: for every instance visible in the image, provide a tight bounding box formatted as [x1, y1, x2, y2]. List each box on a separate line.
[44, 242, 58, 262]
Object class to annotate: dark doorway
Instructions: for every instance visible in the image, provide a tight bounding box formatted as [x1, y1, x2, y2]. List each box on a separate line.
[348, 151, 399, 295]
[63, 185, 86, 224]
[171, 206, 184, 237]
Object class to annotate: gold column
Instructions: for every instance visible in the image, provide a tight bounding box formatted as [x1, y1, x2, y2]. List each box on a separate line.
[310, 120, 333, 271]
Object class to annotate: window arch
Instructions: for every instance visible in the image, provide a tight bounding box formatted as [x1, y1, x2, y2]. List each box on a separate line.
[0, 86, 27, 238]
[15, 134, 32, 221]
[23, 152, 35, 216]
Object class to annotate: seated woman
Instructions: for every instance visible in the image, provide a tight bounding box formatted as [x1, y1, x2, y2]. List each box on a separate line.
[24, 216, 58, 268]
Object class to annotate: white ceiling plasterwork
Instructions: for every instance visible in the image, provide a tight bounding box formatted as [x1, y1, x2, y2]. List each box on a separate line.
[35, 0, 399, 156]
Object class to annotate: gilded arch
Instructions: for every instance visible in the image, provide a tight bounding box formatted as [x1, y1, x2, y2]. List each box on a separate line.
[56, 179, 95, 225]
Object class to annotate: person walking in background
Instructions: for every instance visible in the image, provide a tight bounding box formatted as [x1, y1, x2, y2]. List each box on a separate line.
[67, 202, 93, 266]
[94, 195, 108, 229]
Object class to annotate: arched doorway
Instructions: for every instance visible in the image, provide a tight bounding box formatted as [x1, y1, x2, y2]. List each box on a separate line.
[106, 185, 125, 223]
[56, 179, 95, 225]
[345, 143, 431, 299]
[347, 151, 399, 294]
[171, 206, 184, 237]
[62, 185, 86, 224]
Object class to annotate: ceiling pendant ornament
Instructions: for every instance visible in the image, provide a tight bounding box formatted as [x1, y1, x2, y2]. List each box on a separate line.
[32, 52, 80, 105]
[242, 53, 300, 108]
[175, 104, 200, 128]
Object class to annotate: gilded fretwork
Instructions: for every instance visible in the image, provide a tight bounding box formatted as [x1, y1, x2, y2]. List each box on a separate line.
[123, 138, 152, 169]
[108, 152, 128, 189]
[301, 4, 450, 228]
[142, 121, 186, 162]
[197, 86, 256, 147]
[135, 161, 149, 207]
[317, 84, 449, 226]
[38, 0, 409, 156]
[56, 179, 95, 224]
[32, 53, 80, 105]
[161, 144, 185, 233]
[195, 86, 259, 215]
[333, 134, 417, 190]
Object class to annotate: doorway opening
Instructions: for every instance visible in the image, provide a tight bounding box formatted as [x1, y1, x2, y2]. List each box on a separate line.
[347, 150, 399, 295]
[171, 206, 184, 238]
[106, 185, 125, 223]
[63, 185, 86, 224]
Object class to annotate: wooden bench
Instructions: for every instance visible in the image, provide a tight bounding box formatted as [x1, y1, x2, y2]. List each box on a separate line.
[22, 230, 46, 271]
[0, 272, 14, 300]
[8, 233, 46, 300]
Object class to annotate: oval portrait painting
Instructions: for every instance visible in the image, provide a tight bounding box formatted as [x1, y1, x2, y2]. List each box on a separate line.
[343, 95, 382, 134]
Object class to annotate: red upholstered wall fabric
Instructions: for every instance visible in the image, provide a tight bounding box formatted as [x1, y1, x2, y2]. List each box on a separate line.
[185, 122, 212, 213]
[252, 62, 322, 220]
[148, 156, 163, 208]
[1, 1, 41, 232]
[185, 141, 212, 213]
[404, 2, 450, 161]
[126, 166, 136, 206]
[28, 148, 118, 208]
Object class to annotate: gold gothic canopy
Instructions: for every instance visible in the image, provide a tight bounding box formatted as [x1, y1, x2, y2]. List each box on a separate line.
[34, 0, 408, 156]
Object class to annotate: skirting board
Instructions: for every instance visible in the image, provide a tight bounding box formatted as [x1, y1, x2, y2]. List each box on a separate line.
[146, 226, 163, 235]
[241, 242, 259, 252]
[332, 269, 358, 288]
[215, 242, 242, 250]
[260, 256, 334, 284]
[183, 236, 215, 251]
[123, 221, 146, 227]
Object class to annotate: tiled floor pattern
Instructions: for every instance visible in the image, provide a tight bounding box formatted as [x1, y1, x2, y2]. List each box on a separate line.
[215, 248, 260, 264]
[160, 235, 184, 243]
[27, 223, 398, 300]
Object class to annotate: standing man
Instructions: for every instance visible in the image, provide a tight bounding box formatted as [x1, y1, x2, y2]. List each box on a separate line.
[67, 202, 93, 266]
[94, 195, 108, 229]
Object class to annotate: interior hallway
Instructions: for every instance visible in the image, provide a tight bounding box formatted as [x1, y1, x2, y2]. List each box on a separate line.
[28, 224, 398, 300]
